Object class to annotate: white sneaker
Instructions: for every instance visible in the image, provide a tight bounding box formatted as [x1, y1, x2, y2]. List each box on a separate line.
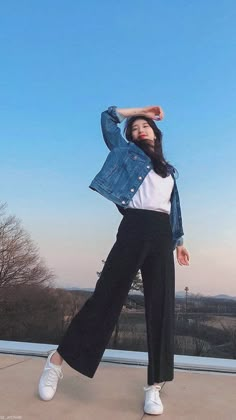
[143, 384, 164, 415]
[38, 350, 63, 401]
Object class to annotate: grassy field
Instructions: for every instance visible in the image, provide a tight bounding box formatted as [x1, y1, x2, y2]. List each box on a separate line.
[106, 309, 236, 357]
[204, 315, 236, 329]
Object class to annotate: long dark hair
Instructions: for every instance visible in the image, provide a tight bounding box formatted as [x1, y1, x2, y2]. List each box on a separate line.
[124, 116, 177, 178]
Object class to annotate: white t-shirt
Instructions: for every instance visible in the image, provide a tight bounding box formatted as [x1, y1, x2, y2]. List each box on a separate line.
[127, 169, 174, 214]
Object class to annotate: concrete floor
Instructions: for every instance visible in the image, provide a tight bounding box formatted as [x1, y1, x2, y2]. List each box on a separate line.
[0, 354, 235, 420]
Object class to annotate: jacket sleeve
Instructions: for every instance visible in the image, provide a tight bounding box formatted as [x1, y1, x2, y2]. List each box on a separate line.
[172, 236, 184, 251]
[101, 106, 128, 151]
[170, 173, 185, 250]
[176, 236, 184, 247]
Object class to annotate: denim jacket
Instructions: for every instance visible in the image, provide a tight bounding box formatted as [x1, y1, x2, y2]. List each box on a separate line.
[89, 106, 184, 250]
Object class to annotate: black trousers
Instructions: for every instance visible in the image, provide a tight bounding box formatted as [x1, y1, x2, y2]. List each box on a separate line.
[57, 208, 175, 385]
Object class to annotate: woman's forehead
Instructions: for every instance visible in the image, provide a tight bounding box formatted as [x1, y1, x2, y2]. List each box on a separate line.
[132, 118, 149, 127]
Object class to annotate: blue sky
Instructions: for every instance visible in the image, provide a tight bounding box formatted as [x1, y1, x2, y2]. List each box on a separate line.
[0, 1, 236, 295]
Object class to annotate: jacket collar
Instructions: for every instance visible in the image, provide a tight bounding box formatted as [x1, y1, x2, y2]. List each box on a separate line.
[128, 142, 176, 179]
[128, 141, 151, 160]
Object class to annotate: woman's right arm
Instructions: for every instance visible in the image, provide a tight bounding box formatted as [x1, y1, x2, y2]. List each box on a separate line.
[101, 106, 127, 151]
[117, 105, 164, 120]
[101, 105, 164, 151]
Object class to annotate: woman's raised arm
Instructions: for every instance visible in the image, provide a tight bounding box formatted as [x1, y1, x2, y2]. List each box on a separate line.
[101, 106, 127, 151]
[101, 105, 164, 151]
[117, 105, 164, 120]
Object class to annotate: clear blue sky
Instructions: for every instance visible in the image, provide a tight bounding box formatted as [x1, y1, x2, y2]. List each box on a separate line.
[0, 1, 236, 295]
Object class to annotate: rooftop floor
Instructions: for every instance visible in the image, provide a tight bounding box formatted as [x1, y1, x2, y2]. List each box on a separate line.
[0, 353, 235, 420]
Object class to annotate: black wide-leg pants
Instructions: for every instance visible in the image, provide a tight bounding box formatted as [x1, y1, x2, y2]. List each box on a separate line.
[57, 208, 175, 385]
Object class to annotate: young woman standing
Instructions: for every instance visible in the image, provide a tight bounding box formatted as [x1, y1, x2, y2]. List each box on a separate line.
[38, 105, 190, 416]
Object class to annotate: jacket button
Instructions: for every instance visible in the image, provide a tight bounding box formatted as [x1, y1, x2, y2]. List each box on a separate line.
[130, 188, 134, 192]
[122, 201, 126, 204]
[138, 176, 142, 180]
[147, 166, 150, 169]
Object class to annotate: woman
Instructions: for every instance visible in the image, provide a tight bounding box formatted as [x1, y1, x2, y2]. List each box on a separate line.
[38, 105, 190, 416]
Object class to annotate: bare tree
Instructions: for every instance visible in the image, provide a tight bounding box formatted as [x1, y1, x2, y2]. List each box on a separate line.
[130, 270, 143, 294]
[96, 259, 106, 278]
[0, 202, 54, 288]
[97, 260, 143, 294]
[96, 259, 144, 348]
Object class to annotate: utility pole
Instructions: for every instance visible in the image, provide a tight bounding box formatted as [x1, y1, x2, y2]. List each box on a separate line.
[184, 286, 189, 313]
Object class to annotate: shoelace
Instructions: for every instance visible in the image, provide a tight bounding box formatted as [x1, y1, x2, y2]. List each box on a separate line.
[44, 366, 63, 387]
[143, 385, 162, 405]
[143, 385, 161, 392]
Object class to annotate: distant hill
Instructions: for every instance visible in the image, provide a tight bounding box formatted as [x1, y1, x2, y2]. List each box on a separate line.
[175, 291, 236, 301]
[213, 294, 236, 301]
[64, 287, 142, 295]
[63, 287, 236, 301]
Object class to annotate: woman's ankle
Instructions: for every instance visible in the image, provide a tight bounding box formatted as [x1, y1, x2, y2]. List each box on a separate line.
[51, 351, 63, 366]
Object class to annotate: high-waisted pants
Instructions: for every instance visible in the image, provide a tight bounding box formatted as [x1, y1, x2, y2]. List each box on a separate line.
[57, 208, 175, 385]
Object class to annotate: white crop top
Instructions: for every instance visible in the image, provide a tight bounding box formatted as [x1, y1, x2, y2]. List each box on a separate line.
[127, 169, 174, 214]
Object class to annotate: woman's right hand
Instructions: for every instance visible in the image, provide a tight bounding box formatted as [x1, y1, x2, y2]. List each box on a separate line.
[141, 106, 164, 121]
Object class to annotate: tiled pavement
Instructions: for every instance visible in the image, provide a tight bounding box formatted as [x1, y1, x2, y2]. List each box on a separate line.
[0, 354, 236, 420]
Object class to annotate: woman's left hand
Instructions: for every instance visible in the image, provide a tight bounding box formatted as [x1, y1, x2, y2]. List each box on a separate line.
[176, 246, 190, 266]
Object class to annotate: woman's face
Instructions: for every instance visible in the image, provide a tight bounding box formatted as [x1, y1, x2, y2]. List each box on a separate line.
[131, 119, 156, 146]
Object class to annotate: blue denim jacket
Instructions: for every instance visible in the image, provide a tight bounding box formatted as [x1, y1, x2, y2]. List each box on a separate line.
[89, 106, 184, 250]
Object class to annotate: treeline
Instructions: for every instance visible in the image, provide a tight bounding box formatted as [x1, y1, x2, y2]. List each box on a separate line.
[1, 285, 236, 361]
[0, 202, 90, 344]
[1, 201, 236, 360]
[175, 296, 236, 315]
[0, 285, 87, 343]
